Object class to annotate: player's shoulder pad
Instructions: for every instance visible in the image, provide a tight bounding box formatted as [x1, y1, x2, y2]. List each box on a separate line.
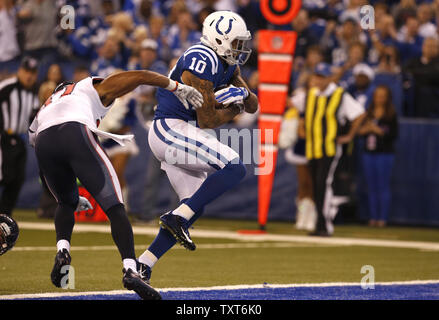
[183, 44, 219, 77]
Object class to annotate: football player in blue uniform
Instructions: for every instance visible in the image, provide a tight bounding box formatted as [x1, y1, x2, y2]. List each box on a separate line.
[137, 11, 258, 283]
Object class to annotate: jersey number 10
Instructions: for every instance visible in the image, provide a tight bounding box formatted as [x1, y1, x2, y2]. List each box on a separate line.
[188, 57, 207, 74]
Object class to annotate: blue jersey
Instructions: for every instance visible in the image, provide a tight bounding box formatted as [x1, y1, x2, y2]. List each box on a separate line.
[154, 44, 237, 123]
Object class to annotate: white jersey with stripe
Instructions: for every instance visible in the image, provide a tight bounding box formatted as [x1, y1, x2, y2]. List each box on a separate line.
[29, 77, 133, 146]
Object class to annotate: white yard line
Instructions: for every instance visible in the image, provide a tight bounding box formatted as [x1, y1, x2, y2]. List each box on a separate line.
[18, 221, 439, 251]
[11, 242, 335, 252]
[1, 280, 439, 300]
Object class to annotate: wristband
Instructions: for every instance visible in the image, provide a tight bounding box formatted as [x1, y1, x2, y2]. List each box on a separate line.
[166, 80, 178, 92]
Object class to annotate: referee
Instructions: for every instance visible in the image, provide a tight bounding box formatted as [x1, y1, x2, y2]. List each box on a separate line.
[295, 63, 366, 236]
[0, 57, 39, 216]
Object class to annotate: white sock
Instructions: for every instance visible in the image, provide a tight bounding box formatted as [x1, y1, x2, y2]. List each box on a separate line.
[123, 258, 137, 273]
[57, 239, 70, 252]
[172, 203, 195, 221]
[138, 250, 158, 268]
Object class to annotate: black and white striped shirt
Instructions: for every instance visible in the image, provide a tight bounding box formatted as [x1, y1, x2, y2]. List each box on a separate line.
[0, 77, 39, 135]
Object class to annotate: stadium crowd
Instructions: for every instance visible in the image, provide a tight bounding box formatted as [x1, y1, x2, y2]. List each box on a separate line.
[0, 0, 438, 228]
[2, 0, 439, 117]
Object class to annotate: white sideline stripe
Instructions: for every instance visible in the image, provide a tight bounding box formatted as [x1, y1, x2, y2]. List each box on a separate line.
[2, 280, 439, 300]
[260, 144, 279, 152]
[259, 84, 288, 92]
[259, 114, 283, 122]
[259, 53, 292, 62]
[11, 242, 335, 252]
[18, 222, 439, 251]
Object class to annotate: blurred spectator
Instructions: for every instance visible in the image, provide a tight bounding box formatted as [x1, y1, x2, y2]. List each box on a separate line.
[417, 3, 437, 39]
[129, 39, 168, 75]
[17, 0, 59, 80]
[72, 65, 90, 82]
[334, 41, 366, 88]
[214, 0, 237, 12]
[374, 2, 390, 21]
[396, 15, 424, 64]
[338, 0, 367, 23]
[237, 0, 268, 34]
[196, 6, 215, 31]
[358, 85, 398, 228]
[167, 9, 201, 58]
[320, 17, 367, 66]
[167, 0, 187, 25]
[404, 37, 439, 117]
[375, 45, 404, 115]
[102, 0, 120, 16]
[293, 45, 324, 89]
[0, 0, 20, 74]
[148, 15, 172, 62]
[62, 8, 109, 62]
[392, 0, 417, 29]
[130, 25, 149, 57]
[376, 45, 401, 74]
[109, 11, 135, 38]
[90, 36, 126, 77]
[292, 10, 320, 58]
[123, 0, 156, 26]
[37, 80, 56, 104]
[348, 63, 376, 109]
[369, 14, 398, 65]
[281, 75, 318, 231]
[0, 57, 39, 217]
[46, 64, 64, 85]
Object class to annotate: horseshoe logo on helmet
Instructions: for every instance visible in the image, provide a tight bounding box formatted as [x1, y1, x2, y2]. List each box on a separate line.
[215, 16, 234, 35]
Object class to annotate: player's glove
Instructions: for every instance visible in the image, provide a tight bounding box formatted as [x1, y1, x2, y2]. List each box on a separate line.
[168, 80, 204, 110]
[76, 196, 93, 212]
[214, 85, 249, 106]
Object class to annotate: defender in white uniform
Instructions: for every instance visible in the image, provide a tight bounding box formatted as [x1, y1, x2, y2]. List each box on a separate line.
[29, 70, 203, 300]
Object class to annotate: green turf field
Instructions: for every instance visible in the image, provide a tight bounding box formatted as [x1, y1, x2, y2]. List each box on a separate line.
[1, 209, 439, 296]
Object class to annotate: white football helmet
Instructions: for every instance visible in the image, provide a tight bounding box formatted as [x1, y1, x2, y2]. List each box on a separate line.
[200, 11, 252, 66]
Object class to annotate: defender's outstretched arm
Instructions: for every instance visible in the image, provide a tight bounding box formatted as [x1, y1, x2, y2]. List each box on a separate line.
[95, 70, 203, 108]
[95, 70, 170, 106]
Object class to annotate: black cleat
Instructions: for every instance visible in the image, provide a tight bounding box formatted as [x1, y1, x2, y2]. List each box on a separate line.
[122, 268, 162, 300]
[51, 249, 72, 288]
[137, 261, 152, 285]
[159, 212, 196, 251]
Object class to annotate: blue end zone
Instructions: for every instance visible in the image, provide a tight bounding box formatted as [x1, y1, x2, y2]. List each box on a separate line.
[18, 283, 439, 300]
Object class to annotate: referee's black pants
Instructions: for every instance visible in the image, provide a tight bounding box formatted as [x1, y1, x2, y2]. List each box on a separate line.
[0, 133, 27, 216]
[308, 145, 343, 235]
